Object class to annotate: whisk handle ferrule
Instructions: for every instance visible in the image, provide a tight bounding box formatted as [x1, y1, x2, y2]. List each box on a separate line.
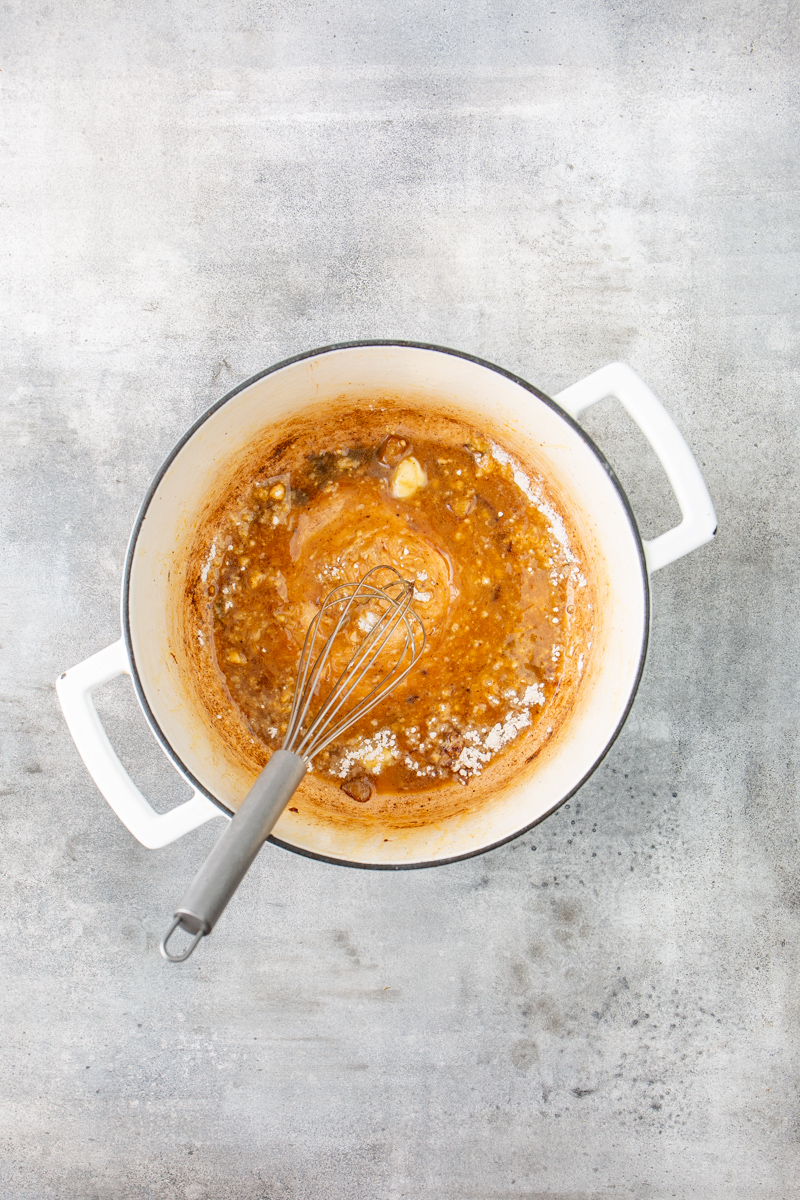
[160, 750, 307, 961]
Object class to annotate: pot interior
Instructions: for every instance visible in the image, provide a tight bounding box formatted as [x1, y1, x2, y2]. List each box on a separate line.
[125, 344, 647, 865]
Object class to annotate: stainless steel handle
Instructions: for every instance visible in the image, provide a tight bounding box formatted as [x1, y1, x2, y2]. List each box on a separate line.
[160, 749, 307, 961]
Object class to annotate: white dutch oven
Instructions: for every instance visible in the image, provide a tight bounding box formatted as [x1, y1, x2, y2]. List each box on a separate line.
[56, 343, 716, 867]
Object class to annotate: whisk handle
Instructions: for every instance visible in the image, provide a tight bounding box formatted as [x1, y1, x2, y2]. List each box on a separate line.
[160, 750, 307, 961]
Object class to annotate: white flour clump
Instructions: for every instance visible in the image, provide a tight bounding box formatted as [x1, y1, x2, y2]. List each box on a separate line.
[334, 729, 399, 777]
[200, 538, 218, 583]
[448, 682, 547, 783]
[489, 442, 577, 564]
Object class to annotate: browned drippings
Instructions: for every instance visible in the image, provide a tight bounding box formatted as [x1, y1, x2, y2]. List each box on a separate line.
[183, 403, 595, 817]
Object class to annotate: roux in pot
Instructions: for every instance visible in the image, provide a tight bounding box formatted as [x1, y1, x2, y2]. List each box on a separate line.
[193, 407, 594, 806]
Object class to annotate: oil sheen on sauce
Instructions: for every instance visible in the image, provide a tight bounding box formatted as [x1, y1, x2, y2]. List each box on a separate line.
[199, 413, 592, 804]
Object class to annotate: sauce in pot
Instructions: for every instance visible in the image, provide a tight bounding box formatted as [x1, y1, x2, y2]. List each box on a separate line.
[195, 407, 593, 805]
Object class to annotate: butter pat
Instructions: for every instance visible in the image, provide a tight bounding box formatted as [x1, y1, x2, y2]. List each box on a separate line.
[390, 455, 427, 500]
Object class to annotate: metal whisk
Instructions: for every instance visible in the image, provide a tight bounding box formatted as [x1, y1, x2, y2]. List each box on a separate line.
[161, 566, 425, 961]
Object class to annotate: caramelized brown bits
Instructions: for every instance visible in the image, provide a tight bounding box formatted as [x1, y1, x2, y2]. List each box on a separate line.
[378, 435, 410, 465]
[341, 773, 374, 803]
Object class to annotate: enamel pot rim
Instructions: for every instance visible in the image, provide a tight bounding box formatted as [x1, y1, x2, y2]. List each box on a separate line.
[121, 340, 650, 870]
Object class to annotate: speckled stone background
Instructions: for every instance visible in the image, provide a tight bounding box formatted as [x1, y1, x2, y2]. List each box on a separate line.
[2, 2, 798, 1197]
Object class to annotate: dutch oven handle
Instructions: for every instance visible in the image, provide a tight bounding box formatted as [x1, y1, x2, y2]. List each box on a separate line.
[554, 362, 717, 573]
[56, 640, 224, 848]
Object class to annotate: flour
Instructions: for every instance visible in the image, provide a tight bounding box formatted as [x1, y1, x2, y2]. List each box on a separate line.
[200, 538, 218, 583]
[489, 441, 577, 564]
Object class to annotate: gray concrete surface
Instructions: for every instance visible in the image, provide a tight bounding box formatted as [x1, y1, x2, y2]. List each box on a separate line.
[1, 2, 798, 1197]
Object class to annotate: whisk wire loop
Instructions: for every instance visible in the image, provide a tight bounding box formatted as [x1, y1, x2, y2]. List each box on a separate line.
[296, 580, 413, 752]
[282, 565, 425, 761]
[298, 606, 420, 759]
[282, 574, 391, 748]
[282, 589, 350, 747]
